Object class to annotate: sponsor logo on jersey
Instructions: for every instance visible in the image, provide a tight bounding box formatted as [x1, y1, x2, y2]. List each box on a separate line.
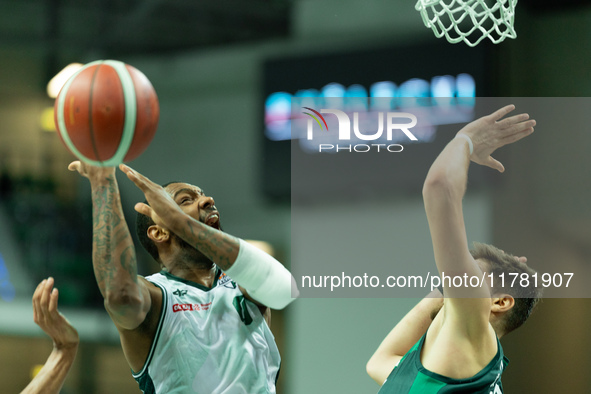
[173, 302, 212, 313]
[218, 272, 236, 289]
[173, 289, 188, 297]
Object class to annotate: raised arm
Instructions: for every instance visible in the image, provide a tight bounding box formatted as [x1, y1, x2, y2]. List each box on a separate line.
[367, 290, 443, 385]
[422, 105, 534, 330]
[118, 164, 298, 310]
[68, 162, 154, 329]
[21, 278, 79, 394]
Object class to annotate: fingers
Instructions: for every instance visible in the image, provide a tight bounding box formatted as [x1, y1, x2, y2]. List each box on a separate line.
[496, 113, 530, 129]
[118, 163, 134, 178]
[501, 249, 527, 264]
[134, 202, 153, 217]
[39, 277, 54, 313]
[486, 156, 505, 173]
[489, 104, 516, 121]
[501, 125, 535, 145]
[32, 279, 46, 323]
[49, 287, 59, 315]
[119, 164, 154, 191]
[503, 118, 536, 134]
[68, 161, 80, 172]
[33, 277, 55, 328]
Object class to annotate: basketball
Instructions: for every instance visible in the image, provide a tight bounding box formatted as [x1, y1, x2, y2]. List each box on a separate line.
[53, 60, 159, 166]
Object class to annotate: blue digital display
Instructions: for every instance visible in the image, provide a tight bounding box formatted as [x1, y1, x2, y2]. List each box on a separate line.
[261, 41, 493, 200]
[0, 252, 15, 301]
[264, 74, 476, 142]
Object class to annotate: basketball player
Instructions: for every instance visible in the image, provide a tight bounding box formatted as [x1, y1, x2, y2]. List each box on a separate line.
[366, 105, 542, 393]
[68, 162, 298, 393]
[21, 277, 79, 394]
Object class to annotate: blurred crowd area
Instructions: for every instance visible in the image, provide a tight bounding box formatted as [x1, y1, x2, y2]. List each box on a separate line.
[0, 167, 103, 308]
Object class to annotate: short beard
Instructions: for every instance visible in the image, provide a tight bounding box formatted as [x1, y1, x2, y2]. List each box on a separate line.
[170, 232, 215, 270]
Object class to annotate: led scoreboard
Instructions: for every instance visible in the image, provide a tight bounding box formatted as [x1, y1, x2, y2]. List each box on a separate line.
[261, 41, 495, 201]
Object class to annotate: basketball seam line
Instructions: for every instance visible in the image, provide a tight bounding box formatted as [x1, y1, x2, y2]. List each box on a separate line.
[88, 63, 103, 164]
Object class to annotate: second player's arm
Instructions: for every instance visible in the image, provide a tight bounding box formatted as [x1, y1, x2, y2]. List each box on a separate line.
[366, 290, 443, 385]
[423, 105, 535, 331]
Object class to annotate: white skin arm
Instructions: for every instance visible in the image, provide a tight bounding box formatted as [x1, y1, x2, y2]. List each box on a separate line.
[422, 105, 535, 337]
[21, 278, 79, 394]
[369, 105, 533, 385]
[367, 290, 443, 385]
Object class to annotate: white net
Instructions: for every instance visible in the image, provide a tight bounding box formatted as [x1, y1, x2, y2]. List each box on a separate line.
[415, 0, 518, 47]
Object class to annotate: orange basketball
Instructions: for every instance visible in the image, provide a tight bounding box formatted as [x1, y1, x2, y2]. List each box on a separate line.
[54, 60, 159, 166]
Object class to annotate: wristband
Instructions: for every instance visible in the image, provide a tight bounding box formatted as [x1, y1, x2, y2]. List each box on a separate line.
[455, 134, 474, 155]
[223, 239, 299, 310]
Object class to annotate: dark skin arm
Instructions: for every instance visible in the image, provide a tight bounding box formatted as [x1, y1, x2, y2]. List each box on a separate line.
[69, 161, 160, 372]
[69, 162, 151, 330]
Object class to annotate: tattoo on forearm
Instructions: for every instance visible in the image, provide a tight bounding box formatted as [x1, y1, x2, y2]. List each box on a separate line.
[92, 177, 137, 298]
[183, 219, 238, 270]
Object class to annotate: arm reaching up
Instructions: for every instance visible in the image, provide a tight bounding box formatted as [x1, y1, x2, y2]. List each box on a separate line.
[422, 104, 535, 333]
[68, 161, 155, 330]
[21, 278, 79, 394]
[367, 290, 443, 385]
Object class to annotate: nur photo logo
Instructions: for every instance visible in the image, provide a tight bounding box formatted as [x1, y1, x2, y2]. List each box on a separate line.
[302, 107, 418, 153]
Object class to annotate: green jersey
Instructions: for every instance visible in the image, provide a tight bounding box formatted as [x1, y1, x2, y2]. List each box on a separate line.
[378, 333, 509, 394]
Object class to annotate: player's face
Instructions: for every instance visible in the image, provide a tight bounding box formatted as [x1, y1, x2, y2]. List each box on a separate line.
[165, 183, 222, 231]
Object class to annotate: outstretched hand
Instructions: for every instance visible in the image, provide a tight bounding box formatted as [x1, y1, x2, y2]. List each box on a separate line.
[457, 104, 535, 173]
[67, 160, 115, 181]
[32, 278, 79, 350]
[118, 164, 183, 229]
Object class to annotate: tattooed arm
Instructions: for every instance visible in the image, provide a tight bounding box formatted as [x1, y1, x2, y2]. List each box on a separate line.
[68, 162, 152, 329]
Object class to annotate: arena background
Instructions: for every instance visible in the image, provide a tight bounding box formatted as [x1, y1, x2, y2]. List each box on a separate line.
[0, 0, 590, 393]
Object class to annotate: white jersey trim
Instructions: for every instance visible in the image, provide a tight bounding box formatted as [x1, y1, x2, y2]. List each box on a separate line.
[132, 281, 168, 379]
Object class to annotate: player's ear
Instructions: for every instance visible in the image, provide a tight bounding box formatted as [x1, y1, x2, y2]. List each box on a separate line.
[491, 294, 514, 313]
[147, 225, 170, 243]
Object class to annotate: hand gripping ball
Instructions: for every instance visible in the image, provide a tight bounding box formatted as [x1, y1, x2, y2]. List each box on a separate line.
[54, 60, 159, 166]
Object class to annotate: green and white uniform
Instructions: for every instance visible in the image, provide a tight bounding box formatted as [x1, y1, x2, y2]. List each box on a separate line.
[378, 333, 509, 394]
[133, 270, 281, 394]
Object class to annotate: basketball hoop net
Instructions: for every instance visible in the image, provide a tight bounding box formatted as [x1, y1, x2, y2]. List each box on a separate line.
[415, 0, 518, 47]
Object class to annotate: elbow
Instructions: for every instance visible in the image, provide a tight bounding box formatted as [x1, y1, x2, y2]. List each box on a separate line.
[422, 173, 452, 200]
[104, 285, 150, 330]
[104, 288, 142, 310]
[366, 355, 380, 382]
[423, 171, 450, 196]
[366, 357, 376, 379]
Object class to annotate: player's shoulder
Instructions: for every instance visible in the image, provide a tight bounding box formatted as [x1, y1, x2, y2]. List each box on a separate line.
[424, 328, 498, 379]
[142, 271, 166, 285]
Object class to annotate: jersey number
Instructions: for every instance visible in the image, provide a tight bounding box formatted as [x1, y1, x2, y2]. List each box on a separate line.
[232, 295, 253, 325]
